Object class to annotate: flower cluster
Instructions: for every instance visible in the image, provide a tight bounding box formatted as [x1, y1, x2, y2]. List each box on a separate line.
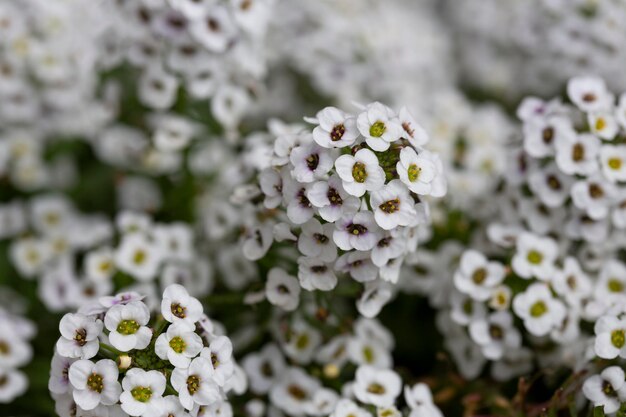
[245, 102, 445, 316]
[446, 0, 626, 101]
[503, 75, 626, 248]
[7, 200, 211, 311]
[50, 284, 242, 416]
[0, 303, 35, 403]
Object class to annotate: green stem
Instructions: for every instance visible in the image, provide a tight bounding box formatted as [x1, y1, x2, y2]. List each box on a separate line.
[99, 342, 123, 356]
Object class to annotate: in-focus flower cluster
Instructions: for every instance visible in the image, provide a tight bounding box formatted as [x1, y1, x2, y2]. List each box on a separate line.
[50, 284, 243, 416]
[245, 102, 445, 317]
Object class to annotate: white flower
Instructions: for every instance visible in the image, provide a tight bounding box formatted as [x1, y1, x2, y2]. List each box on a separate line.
[335, 251, 378, 283]
[353, 365, 401, 408]
[200, 337, 234, 387]
[335, 149, 385, 197]
[84, 248, 116, 283]
[527, 164, 572, 208]
[259, 167, 284, 209]
[269, 367, 321, 416]
[0, 321, 32, 368]
[396, 147, 438, 196]
[454, 250, 505, 301]
[56, 314, 103, 359]
[49, 352, 76, 395]
[512, 283, 566, 337]
[567, 76, 612, 113]
[523, 115, 574, 159]
[511, 232, 558, 281]
[333, 211, 381, 252]
[138, 66, 179, 110]
[151, 395, 191, 417]
[357, 281, 393, 318]
[589, 111, 619, 140]
[297, 219, 337, 262]
[469, 311, 521, 360]
[68, 359, 121, 410]
[265, 268, 300, 312]
[171, 356, 221, 410]
[155, 321, 204, 368]
[582, 366, 626, 415]
[120, 368, 166, 416]
[571, 175, 617, 220]
[552, 257, 592, 307]
[307, 175, 360, 222]
[104, 301, 152, 352]
[356, 103, 403, 152]
[290, 143, 334, 183]
[398, 107, 428, 147]
[596, 260, 626, 306]
[188, 6, 236, 53]
[330, 399, 370, 417]
[370, 180, 417, 230]
[161, 284, 204, 325]
[371, 230, 406, 268]
[594, 315, 626, 360]
[115, 233, 162, 282]
[404, 383, 443, 417]
[554, 132, 599, 176]
[599, 145, 626, 183]
[312, 107, 359, 148]
[297, 256, 338, 291]
[0, 368, 28, 403]
[242, 344, 285, 395]
[283, 177, 315, 224]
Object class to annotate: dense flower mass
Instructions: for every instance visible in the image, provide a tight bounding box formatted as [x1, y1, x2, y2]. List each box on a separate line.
[244, 102, 446, 317]
[2, 1, 626, 416]
[50, 284, 241, 416]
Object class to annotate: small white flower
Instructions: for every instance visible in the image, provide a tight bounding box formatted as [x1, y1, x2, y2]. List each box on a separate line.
[513, 283, 566, 337]
[115, 233, 162, 282]
[330, 399, 370, 417]
[283, 177, 315, 224]
[56, 314, 103, 359]
[269, 367, 321, 416]
[84, 247, 116, 283]
[454, 250, 505, 301]
[265, 268, 300, 312]
[398, 107, 428, 147]
[511, 232, 558, 281]
[599, 145, 626, 183]
[151, 395, 191, 417]
[357, 281, 393, 318]
[371, 230, 406, 268]
[200, 336, 234, 386]
[594, 315, 626, 360]
[307, 175, 360, 222]
[138, 66, 179, 110]
[353, 365, 401, 408]
[356, 102, 403, 152]
[370, 180, 417, 230]
[588, 111, 619, 140]
[527, 164, 572, 208]
[335, 148, 385, 197]
[333, 211, 381, 252]
[49, 352, 76, 395]
[297, 256, 338, 291]
[0, 368, 28, 403]
[259, 167, 284, 209]
[242, 344, 285, 395]
[297, 219, 337, 262]
[312, 107, 359, 148]
[404, 383, 443, 417]
[120, 368, 166, 416]
[396, 147, 438, 196]
[68, 359, 121, 410]
[571, 175, 617, 220]
[567, 76, 613, 113]
[290, 143, 334, 183]
[552, 257, 592, 307]
[335, 251, 378, 283]
[104, 301, 152, 352]
[171, 355, 221, 410]
[469, 311, 521, 360]
[596, 260, 626, 306]
[582, 366, 626, 415]
[155, 321, 204, 368]
[161, 284, 204, 325]
[554, 132, 599, 176]
[523, 115, 574, 159]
